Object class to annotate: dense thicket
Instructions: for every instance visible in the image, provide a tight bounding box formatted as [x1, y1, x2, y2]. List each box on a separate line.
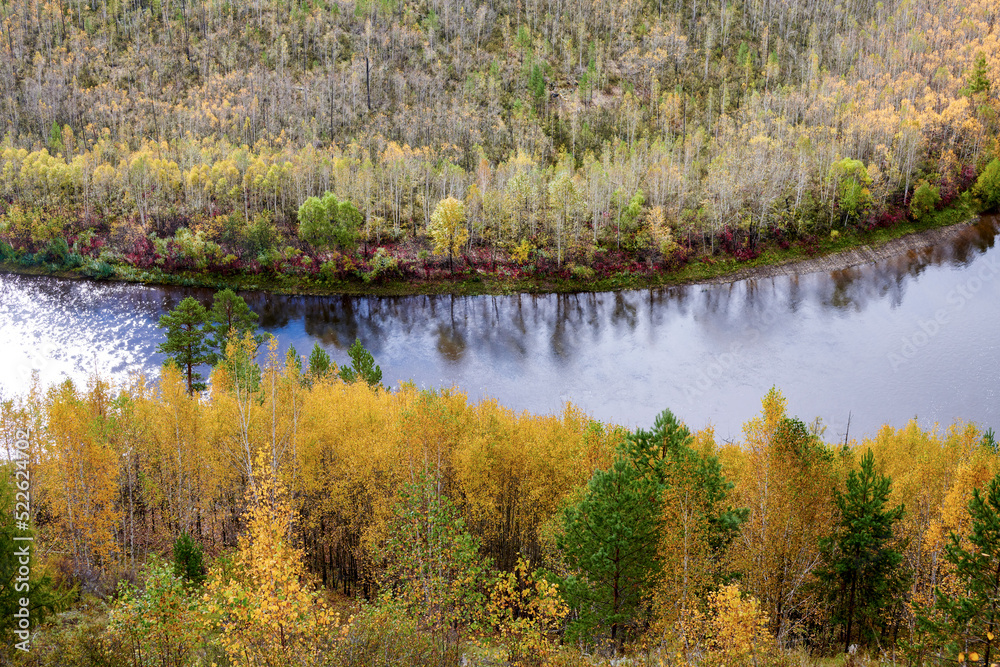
[0, 0, 999, 280]
[3, 356, 998, 663]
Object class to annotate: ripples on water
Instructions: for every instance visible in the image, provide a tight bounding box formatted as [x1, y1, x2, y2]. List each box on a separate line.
[1, 215, 998, 440]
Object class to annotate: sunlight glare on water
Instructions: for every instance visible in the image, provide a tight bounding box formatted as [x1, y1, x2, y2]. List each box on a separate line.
[1, 215, 998, 441]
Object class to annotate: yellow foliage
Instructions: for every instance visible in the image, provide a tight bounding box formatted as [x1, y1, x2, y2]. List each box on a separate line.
[726, 388, 839, 642]
[428, 196, 469, 262]
[486, 556, 568, 665]
[510, 238, 535, 264]
[38, 377, 122, 569]
[676, 584, 773, 666]
[203, 457, 344, 666]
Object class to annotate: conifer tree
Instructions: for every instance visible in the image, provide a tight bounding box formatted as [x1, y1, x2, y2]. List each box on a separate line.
[817, 449, 906, 652]
[338, 339, 383, 389]
[307, 343, 332, 378]
[157, 297, 211, 394]
[558, 409, 742, 648]
[172, 532, 206, 585]
[917, 471, 1000, 665]
[558, 447, 662, 647]
[967, 52, 991, 95]
[205, 289, 260, 363]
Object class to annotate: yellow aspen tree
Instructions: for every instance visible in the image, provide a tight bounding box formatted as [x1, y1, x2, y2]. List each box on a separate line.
[727, 388, 839, 643]
[140, 364, 209, 539]
[39, 377, 122, 571]
[863, 421, 985, 626]
[203, 454, 345, 666]
[428, 196, 468, 272]
[704, 584, 774, 667]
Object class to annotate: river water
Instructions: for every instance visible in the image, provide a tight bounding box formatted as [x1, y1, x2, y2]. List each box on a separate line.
[2, 216, 999, 441]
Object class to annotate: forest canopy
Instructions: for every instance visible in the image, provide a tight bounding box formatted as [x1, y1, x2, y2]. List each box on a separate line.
[2, 346, 998, 664]
[0, 0, 998, 285]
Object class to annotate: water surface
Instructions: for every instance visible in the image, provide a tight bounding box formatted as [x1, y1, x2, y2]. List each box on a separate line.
[2, 216, 998, 441]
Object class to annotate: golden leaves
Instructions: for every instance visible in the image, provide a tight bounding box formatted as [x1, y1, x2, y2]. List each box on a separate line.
[204, 460, 345, 665]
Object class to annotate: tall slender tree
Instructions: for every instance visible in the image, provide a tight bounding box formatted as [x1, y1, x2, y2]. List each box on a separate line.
[817, 449, 906, 653]
[917, 470, 1000, 665]
[157, 297, 211, 394]
[428, 197, 468, 272]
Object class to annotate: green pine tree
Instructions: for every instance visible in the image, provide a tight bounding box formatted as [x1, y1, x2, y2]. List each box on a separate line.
[558, 451, 661, 647]
[624, 409, 745, 556]
[205, 289, 260, 363]
[817, 449, 907, 653]
[172, 532, 206, 585]
[917, 470, 1000, 665]
[557, 409, 743, 648]
[967, 52, 991, 95]
[285, 343, 303, 376]
[307, 343, 332, 378]
[157, 297, 212, 394]
[338, 338, 383, 389]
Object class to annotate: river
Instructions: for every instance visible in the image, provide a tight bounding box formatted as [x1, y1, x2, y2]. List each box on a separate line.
[2, 215, 999, 442]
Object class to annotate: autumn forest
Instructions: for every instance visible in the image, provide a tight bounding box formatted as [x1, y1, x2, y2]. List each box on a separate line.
[0, 0, 999, 288]
[3, 334, 1000, 666]
[3, 0, 1000, 663]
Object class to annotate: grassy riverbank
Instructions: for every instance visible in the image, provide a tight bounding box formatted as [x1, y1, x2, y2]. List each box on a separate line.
[0, 196, 982, 297]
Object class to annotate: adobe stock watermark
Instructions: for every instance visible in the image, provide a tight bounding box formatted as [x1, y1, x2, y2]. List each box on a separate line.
[888, 253, 1000, 372]
[10, 428, 33, 653]
[681, 286, 784, 401]
[682, 337, 758, 401]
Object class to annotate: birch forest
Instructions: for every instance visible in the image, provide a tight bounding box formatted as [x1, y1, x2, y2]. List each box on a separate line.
[0, 0, 999, 283]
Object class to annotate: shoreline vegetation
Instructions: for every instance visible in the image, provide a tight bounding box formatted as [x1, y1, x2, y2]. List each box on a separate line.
[0, 196, 988, 297]
[0, 0, 998, 299]
[3, 358, 1000, 666]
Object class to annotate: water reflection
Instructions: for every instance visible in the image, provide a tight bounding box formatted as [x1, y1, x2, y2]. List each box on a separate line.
[1, 215, 998, 441]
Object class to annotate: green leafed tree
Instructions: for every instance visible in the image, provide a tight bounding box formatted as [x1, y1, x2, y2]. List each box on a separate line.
[338, 338, 383, 389]
[974, 159, 1000, 212]
[205, 288, 260, 363]
[817, 449, 907, 653]
[380, 470, 489, 653]
[297, 192, 362, 251]
[916, 471, 1000, 665]
[109, 557, 202, 666]
[157, 297, 212, 394]
[547, 170, 581, 267]
[830, 158, 873, 226]
[910, 180, 942, 222]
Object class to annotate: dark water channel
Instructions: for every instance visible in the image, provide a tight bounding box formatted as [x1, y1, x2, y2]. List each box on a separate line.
[3, 216, 999, 441]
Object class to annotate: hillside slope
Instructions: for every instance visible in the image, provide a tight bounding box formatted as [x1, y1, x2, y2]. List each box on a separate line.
[0, 0, 998, 280]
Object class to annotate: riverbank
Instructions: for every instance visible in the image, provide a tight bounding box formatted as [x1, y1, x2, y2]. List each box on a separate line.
[0, 202, 983, 297]
[700, 216, 988, 284]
